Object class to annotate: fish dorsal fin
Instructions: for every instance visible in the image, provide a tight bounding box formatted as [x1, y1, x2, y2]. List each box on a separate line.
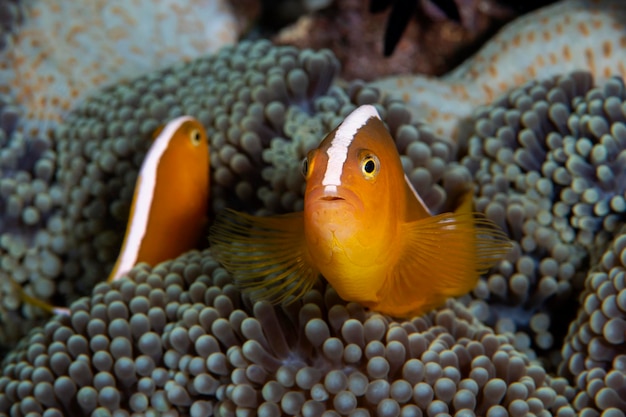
[369, 195, 511, 318]
[209, 209, 320, 304]
[404, 173, 432, 221]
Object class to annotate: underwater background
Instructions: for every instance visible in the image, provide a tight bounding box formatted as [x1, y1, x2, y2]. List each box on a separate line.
[0, 0, 625, 415]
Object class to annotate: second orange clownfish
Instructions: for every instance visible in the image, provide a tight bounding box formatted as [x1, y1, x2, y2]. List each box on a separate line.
[15, 116, 210, 315]
[108, 115, 210, 281]
[209, 105, 511, 318]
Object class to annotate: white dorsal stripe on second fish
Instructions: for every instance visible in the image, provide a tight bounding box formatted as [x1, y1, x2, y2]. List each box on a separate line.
[322, 105, 381, 191]
[114, 115, 195, 277]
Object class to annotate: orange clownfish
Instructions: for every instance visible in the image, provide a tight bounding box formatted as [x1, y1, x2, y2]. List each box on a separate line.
[209, 105, 511, 318]
[107, 115, 210, 282]
[11, 116, 210, 316]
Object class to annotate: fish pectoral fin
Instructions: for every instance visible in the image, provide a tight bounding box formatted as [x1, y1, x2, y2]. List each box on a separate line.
[208, 209, 319, 304]
[374, 211, 512, 318]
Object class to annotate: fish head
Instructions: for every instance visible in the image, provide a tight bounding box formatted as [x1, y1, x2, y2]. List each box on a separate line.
[157, 116, 211, 199]
[302, 105, 408, 288]
[170, 117, 210, 169]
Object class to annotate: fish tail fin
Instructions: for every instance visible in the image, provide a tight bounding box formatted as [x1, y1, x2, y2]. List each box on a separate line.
[374, 193, 512, 317]
[7, 279, 70, 316]
[209, 209, 319, 304]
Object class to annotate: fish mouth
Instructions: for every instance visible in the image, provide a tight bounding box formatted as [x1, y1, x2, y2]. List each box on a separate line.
[305, 185, 364, 212]
[320, 195, 345, 201]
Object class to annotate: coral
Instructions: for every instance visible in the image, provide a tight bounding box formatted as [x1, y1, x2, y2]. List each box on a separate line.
[369, 0, 554, 56]
[558, 228, 626, 415]
[456, 72, 626, 370]
[0, 249, 578, 416]
[369, 0, 626, 140]
[8, 66, 626, 415]
[0, 0, 240, 137]
[273, 0, 502, 82]
[0, 93, 66, 347]
[4, 1, 626, 414]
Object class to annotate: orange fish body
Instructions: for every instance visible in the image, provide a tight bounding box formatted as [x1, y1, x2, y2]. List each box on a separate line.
[210, 105, 510, 317]
[303, 105, 427, 305]
[108, 115, 210, 282]
[13, 116, 210, 315]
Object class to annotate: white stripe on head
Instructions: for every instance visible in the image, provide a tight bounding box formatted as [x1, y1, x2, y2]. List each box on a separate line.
[112, 115, 194, 280]
[322, 105, 380, 191]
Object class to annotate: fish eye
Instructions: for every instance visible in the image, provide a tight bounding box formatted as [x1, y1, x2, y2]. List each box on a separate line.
[190, 129, 202, 146]
[301, 157, 309, 178]
[361, 154, 380, 179]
